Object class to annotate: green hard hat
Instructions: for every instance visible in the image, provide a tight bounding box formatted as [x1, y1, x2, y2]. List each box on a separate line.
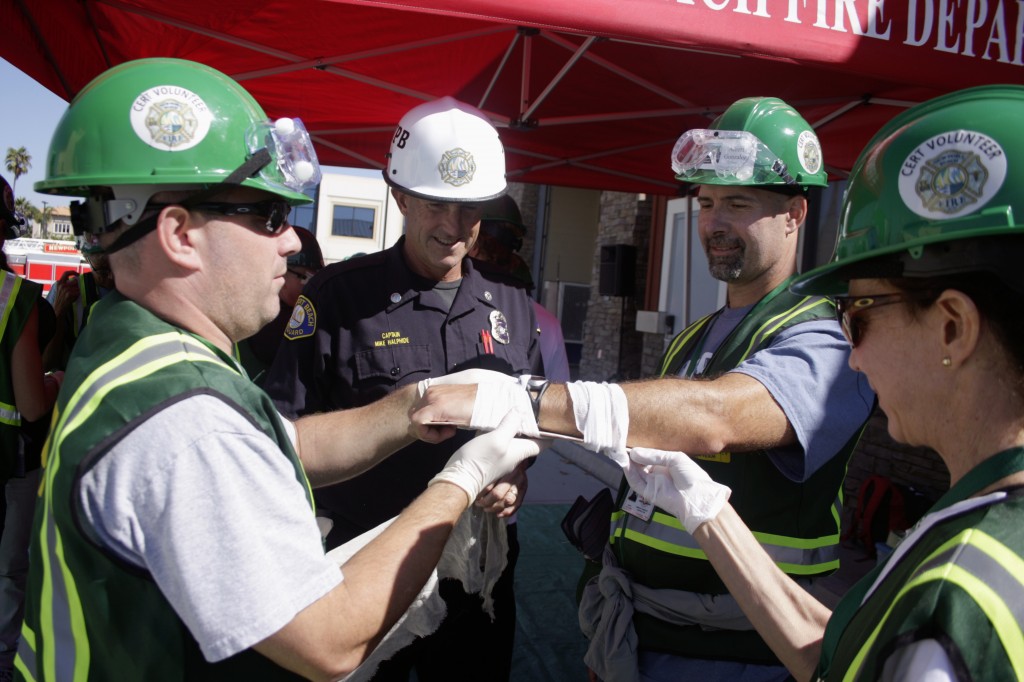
[792, 84, 1024, 296]
[37, 58, 318, 232]
[672, 96, 827, 189]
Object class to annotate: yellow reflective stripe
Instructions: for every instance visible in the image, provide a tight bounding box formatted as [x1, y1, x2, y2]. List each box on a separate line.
[39, 332, 225, 682]
[659, 315, 712, 377]
[0, 276, 23, 426]
[0, 400, 20, 426]
[0, 273, 22, 338]
[611, 510, 840, 571]
[16, 621, 38, 681]
[738, 296, 834, 363]
[844, 530, 1024, 681]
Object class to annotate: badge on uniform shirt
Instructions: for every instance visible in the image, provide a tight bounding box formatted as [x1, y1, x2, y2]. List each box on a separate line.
[284, 295, 317, 340]
[621, 489, 654, 522]
[489, 310, 510, 344]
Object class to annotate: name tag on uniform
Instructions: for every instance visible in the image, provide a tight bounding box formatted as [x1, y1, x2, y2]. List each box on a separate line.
[622, 490, 654, 522]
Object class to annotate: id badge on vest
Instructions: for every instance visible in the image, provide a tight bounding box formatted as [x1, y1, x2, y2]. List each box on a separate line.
[622, 488, 655, 522]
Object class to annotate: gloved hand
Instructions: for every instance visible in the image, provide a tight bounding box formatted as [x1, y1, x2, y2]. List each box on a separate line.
[469, 381, 540, 437]
[624, 447, 731, 532]
[417, 368, 516, 398]
[429, 411, 544, 504]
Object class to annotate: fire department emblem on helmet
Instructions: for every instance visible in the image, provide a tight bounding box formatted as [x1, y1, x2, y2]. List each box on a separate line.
[796, 131, 822, 175]
[899, 130, 1007, 220]
[130, 85, 213, 152]
[438, 148, 476, 187]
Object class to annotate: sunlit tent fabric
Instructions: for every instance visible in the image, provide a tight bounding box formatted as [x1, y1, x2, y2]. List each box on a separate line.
[3, 0, 1021, 194]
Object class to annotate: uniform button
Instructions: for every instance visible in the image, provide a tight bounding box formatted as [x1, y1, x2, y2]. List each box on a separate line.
[391, 367, 401, 376]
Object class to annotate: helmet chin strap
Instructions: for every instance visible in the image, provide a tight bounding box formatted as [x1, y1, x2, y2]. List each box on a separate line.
[105, 148, 272, 255]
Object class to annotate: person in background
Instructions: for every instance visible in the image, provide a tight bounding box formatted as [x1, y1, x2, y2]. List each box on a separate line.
[622, 83, 1024, 681]
[0, 174, 61, 682]
[263, 96, 543, 681]
[474, 194, 571, 382]
[239, 225, 324, 383]
[42, 232, 114, 371]
[413, 97, 875, 682]
[15, 58, 539, 681]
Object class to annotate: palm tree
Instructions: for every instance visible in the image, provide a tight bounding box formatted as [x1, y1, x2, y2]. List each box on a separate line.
[5, 146, 32, 195]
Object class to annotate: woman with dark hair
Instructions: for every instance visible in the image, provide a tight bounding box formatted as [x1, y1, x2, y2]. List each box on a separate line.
[624, 85, 1024, 680]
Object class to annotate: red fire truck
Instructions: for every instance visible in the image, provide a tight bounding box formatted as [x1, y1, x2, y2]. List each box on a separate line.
[3, 238, 92, 297]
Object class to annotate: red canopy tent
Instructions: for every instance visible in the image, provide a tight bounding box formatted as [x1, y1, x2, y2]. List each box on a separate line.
[3, 0, 1022, 194]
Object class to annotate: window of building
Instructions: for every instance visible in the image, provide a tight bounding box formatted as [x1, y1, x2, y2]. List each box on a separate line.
[331, 204, 375, 238]
[288, 203, 316, 232]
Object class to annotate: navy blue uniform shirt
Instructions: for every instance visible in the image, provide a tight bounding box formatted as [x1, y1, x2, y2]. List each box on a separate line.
[263, 237, 543, 541]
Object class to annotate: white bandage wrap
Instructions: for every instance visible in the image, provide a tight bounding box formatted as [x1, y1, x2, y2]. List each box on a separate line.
[469, 382, 540, 437]
[566, 381, 630, 466]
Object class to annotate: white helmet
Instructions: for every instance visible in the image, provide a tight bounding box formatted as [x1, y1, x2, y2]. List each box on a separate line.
[383, 96, 506, 202]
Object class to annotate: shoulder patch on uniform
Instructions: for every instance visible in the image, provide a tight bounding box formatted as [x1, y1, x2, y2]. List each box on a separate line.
[284, 295, 317, 340]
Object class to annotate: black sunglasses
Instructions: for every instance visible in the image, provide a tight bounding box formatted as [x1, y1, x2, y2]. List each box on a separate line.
[833, 293, 910, 348]
[190, 200, 292, 235]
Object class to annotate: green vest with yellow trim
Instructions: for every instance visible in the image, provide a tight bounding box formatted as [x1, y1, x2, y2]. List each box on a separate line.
[816, 449, 1024, 681]
[17, 292, 311, 682]
[1, 270, 42, 479]
[612, 281, 859, 665]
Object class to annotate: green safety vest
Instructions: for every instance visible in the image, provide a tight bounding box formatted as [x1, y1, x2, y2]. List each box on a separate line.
[611, 279, 861, 664]
[70, 271, 101, 339]
[17, 292, 312, 682]
[816, 448, 1024, 680]
[0, 270, 42, 479]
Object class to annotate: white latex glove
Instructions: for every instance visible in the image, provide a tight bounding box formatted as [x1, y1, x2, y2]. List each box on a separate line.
[417, 368, 516, 398]
[469, 381, 540, 438]
[429, 411, 544, 504]
[624, 447, 731, 532]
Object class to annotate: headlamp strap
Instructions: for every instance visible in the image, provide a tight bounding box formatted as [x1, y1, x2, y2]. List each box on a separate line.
[106, 147, 274, 255]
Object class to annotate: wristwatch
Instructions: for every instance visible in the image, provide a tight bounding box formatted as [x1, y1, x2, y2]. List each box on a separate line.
[522, 375, 550, 420]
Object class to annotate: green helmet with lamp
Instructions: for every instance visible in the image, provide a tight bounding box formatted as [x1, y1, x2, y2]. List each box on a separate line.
[792, 84, 1024, 297]
[37, 57, 320, 239]
[672, 96, 827, 190]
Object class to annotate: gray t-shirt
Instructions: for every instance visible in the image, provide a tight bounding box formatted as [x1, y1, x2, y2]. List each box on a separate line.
[77, 395, 342, 662]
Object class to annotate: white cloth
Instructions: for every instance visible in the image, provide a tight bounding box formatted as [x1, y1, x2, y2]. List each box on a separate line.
[566, 381, 630, 466]
[329, 506, 508, 681]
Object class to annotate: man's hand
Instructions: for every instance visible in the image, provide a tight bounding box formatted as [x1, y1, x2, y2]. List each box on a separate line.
[476, 459, 530, 517]
[51, 271, 81, 316]
[410, 383, 479, 443]
[429, 412, 544, 505]
[624, 447, 731, 533]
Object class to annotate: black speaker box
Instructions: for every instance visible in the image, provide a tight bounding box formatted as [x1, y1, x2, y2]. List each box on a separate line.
[598, 244, 636, 297]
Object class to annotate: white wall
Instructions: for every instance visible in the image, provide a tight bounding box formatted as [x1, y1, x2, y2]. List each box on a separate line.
[315, 171, 403, 263]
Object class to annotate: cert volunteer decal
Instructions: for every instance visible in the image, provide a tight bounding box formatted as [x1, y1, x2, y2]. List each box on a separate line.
[898, 129, 1006, 219]
[130, 85, 213, 151]
[285, 295, 317, 340]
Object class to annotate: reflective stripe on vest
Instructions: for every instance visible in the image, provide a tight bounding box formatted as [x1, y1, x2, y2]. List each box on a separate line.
[16, 624, 38, 681]
[0, 274, 23, 427]
[611, 502, 843, 575]
[844, 529, 1024, 681]
[35, 332, 224, 682]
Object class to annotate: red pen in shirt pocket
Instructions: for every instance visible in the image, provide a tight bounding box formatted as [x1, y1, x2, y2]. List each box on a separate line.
[480, 329, 494, 354]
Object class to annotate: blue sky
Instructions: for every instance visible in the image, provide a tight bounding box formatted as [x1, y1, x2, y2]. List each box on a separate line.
[0, 58, 70, 211]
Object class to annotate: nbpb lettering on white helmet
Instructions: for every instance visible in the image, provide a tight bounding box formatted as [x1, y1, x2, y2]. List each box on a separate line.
[384, 96, 507, 203]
